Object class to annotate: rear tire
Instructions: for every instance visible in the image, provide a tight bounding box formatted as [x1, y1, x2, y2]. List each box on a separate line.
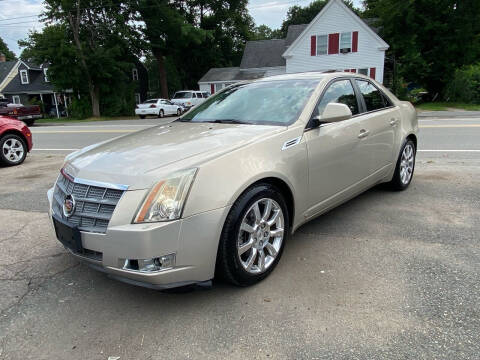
[216, 184, 289, 286]
[388, 139, 416, 190]
[139, 115, 146, 119]
[23, 119, 35, 126]
[0, 134, 27, 166]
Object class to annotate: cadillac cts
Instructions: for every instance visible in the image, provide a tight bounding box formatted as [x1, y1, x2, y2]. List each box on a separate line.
[47, 72, 418, 289]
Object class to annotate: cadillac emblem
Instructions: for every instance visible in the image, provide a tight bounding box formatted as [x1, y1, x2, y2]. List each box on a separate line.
[63, 194, 76, 218]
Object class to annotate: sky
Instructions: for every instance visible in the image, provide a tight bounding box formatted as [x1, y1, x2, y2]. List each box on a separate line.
[0, 0, 363, 57]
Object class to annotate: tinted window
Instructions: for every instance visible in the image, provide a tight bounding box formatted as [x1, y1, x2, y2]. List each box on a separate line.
[173, 92, 192, 99]
[315, 80, 359, 117]
[144, 99, 158, 104]
[181, 80, 318, 126]
[356, 80, 387, 112]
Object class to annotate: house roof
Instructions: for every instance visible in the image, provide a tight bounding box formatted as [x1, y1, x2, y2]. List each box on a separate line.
[2, 65, 55, 94]
[0, 61, 17, 82]
[240, 39, 287, 69]
[198, 67, 287, 83]
[285, 24, 308, 47]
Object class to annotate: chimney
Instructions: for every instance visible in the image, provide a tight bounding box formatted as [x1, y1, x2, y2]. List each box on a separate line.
[0, 53, 6, 62]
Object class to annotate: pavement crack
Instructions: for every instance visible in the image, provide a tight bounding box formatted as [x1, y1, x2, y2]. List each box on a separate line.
[0, 252, 66, 268]
[0, 263, 80, 316]
[0, 224, 28, 244]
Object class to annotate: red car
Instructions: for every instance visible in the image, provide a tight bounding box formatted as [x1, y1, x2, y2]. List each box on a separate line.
[0, 116, 33, 166]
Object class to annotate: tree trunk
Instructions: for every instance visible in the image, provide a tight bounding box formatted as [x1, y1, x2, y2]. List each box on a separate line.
[153, 48, 169, 99]
[89, 85, 100, 117]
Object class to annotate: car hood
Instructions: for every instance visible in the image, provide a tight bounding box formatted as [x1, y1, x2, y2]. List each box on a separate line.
[64, 121, 285, 190]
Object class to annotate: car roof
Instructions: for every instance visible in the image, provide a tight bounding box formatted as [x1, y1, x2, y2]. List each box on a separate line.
[256, 71, 376, 83]
[174, 90, 202, 93]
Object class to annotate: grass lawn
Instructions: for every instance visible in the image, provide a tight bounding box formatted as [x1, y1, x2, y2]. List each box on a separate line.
[35, 116, 138, 124]
[416, 102, 480, 111]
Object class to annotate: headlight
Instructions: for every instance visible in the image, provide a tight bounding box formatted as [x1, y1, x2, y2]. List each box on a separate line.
[134, 168, 197, 223]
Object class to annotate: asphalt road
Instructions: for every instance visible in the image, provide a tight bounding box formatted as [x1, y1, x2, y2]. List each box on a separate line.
[0, 114, 479, 359]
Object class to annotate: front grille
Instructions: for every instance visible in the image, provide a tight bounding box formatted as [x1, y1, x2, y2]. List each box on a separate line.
[52, 173, 125, 233]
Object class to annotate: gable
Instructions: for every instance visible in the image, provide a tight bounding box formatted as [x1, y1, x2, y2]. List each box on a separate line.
[283, 0, 389, 58]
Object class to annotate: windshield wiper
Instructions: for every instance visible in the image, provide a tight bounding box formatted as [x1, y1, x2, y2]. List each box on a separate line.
[207, 119, 250, 125]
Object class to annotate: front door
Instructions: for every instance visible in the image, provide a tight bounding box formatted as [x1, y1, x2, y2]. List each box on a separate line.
[304, 79, 372, 216]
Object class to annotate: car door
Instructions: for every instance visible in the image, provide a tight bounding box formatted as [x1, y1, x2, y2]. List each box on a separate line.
[303, 79, 373, 216]
[354, 79, 400, 174]
[164, 100, 175, 114]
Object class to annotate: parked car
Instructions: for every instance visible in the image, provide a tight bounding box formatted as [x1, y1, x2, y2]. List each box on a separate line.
[0, 115, 33, 166]
[0, 101, 42, 126]
[47, 72, 418, 290]
[135, 99, 182, 119]
[170, 90, 209, 110]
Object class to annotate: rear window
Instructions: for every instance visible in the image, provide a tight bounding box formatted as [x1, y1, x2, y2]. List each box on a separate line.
[173, 92, 192, 99]
[355, 80, 388, 112]
[144, 99, 158, 104]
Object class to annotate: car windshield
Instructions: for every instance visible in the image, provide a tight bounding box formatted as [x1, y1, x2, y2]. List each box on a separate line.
[179, 80, 318, 126]
[173, 92, 192, 99]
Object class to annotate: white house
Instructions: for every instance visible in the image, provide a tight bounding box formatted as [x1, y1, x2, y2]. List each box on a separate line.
[198, 0, 389, 93]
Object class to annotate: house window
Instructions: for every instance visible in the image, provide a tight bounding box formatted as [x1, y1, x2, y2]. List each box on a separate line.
[340, 32, 352, 52]
[12, 95, 21, 104]
[316, 35, 328, 55]
[215, 83, 223, 92]
[358, 68, 368, 75]
[134, 93, 141, 104]
[20, 70, 29, 84]
[44, 68, 49, 82]
[132, 68, 138, 81]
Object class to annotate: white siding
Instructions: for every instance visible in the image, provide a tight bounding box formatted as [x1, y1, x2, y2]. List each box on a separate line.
[285, 0, 386, 83]
[199, 83, 211, 92]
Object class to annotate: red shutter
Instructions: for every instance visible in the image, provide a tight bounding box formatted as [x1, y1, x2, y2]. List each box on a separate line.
[311, 36, 316, 56]
[328, 33, 339, 54]
[352, 31, 358, 52]
[350, 69, 356, 73]
[210, 83, 215, 94]
[344, 69, 350, 72]
[370, 67, 376, 80]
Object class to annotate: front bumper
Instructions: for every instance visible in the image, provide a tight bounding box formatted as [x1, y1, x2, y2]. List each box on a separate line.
[47, 188, 230, 289]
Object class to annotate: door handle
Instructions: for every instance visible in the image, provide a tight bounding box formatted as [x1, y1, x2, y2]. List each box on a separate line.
[358, 129, 370, 139]
[389, 118, 398, 126]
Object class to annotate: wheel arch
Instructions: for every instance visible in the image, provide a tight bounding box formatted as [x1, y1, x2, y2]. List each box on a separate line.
[406, 133, 417, 149]
[233, 176, 295, 230]
[0, 129, 28, 149]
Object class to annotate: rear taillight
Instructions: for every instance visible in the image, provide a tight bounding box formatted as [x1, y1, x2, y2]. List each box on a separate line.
[149, 104, 156, 108]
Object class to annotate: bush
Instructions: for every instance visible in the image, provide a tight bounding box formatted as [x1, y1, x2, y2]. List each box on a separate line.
[446, 64, 480, 104]
[69, 96, 92, 119]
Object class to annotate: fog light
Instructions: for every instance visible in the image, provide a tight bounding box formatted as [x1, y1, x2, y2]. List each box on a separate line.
[123, 253, 176, 273]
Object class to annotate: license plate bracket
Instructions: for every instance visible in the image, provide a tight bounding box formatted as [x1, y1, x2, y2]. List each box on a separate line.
[52, 216, 83, 253]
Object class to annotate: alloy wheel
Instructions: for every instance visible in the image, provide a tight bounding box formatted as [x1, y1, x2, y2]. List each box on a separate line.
[400, 144, 414, 185]
[237, 198, 284, 274]
[2, 138, 24, 164]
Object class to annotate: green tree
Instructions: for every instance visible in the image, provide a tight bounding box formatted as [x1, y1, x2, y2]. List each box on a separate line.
[363, 0, 480, 96]
[38, 0, 139, 116]
[0, 37, 16, 60]
[251, 25, 283, 40]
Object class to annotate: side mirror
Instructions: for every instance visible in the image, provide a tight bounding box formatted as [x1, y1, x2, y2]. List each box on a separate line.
[319, 103, 352, 123]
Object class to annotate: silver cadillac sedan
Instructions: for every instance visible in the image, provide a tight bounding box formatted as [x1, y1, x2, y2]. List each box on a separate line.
[47, 72, 418, 289]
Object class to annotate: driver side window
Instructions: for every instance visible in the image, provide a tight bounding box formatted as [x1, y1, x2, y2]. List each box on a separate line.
[313, 80, 359, 119]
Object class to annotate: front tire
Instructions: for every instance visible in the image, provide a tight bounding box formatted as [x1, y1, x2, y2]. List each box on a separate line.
[389, 139, 416, 190]
[177, 108, 182, 116]
[217, 184, 289, 286]
[0, 134, 27, 166]
[158, 109, 164, 118]
[139, 115, 146, 119]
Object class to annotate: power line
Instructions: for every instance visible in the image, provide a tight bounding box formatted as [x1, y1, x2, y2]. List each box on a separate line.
[0, 14, 41, 22]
